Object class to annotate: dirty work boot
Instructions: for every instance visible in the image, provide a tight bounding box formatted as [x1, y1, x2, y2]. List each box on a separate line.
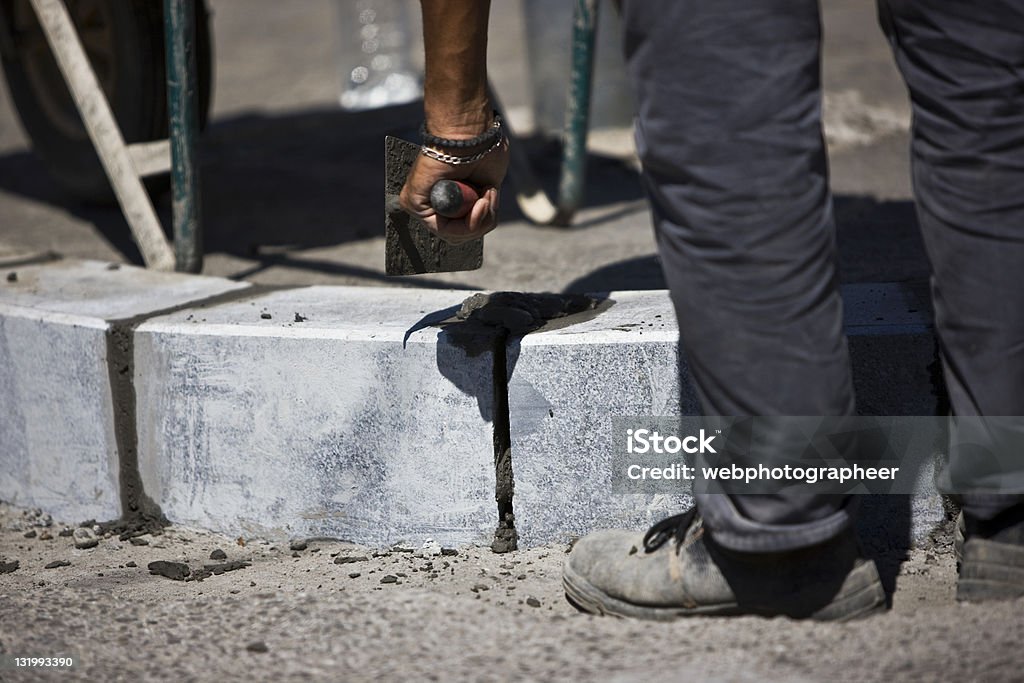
[957, 505, 1024, 602]
[563, 509, 885, 621]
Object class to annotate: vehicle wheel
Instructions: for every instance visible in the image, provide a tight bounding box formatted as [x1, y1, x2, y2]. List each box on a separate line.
[0, 0, 212, 203]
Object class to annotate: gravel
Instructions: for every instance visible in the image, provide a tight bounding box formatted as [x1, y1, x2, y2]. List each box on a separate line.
[72, 527, 99, 550]
[2, 501, 1023, 681]
[147, 561, 191, 581]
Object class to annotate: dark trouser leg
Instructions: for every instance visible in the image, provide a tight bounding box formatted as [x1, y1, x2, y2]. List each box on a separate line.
[620, 0, 856, 552]
[879, 0, 1024, 518]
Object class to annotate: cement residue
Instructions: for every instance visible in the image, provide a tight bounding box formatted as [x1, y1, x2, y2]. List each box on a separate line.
[425, 292, 608, 553]
[454, 291, 604, 336]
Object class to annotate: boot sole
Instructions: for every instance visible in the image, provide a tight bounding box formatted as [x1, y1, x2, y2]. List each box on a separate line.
[957, 538, 1024, 602]
[563, 558, 886, 622]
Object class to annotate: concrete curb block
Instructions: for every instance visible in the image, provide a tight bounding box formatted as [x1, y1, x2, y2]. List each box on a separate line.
[1, 258, 948, 551]
[508, 285, 946, 547]
[0, 259, 248, 521]
[134, 286, 501, 546]
[507, 291, 697, 547]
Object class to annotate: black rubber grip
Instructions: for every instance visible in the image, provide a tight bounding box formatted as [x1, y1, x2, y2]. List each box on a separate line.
[430, 180, 476, 219]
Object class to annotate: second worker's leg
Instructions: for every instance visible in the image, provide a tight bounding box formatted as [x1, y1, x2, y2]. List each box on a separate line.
[879, 0, 1024, 601]
[625, 0, 855, 552]
[563, 0, 884, 620]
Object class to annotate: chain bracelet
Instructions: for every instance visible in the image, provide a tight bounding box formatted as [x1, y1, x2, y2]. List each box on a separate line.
[420, 136, 505, 166]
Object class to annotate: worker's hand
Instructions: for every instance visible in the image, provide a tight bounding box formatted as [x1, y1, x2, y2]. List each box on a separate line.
[399, 136, 509, 245]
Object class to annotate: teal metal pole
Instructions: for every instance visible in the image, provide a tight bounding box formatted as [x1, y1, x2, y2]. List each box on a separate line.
[164, 0, 203, 272]
[554, 0, 599, 226]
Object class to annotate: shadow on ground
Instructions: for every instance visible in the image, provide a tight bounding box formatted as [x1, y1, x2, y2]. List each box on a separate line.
[0, 101, 644, 275]
[0, 96, 928, 289]
[561, 195, 930, 293]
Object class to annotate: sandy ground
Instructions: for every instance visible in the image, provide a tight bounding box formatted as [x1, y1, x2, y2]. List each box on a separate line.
[3, 2, 1021, 681]
[1, 502, 1023, 682]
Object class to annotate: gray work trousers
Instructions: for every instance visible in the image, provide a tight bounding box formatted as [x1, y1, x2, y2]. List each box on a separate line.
[620, 0, 1024, 552]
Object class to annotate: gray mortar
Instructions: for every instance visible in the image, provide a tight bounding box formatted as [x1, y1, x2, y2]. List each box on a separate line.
[440, 292, 609, 552]
[453, 291, 605, 335]
[101, 286, 281, 532]
[106, 323, 166, 527]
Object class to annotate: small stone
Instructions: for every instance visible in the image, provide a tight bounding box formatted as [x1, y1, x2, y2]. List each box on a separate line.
[237, 537, 246, 547]
[58, 528, 74, 538]
[441, 548, 459, 556]
[291, 551, 301, 558]
[125, 561, 137, 568]
[39, 531, 53, 541]
[210, 549, 227, 560]
[73, 527, 99, 549]
[289, 539, 308, 552]
[260, 313, 272, 320]
[348, 572, 361, 579]
[186, 568, 211, 582]
[526, 596, 541, 608]
[148, 560, 191, 581]
[471, 584, 490, 593]
[420, 539, 443, 557]
[246, 641, 269, 653]
[203, 561, 251, 575]
[44, 560, 71, 569]
[0, 560, 20, 574]
[924, 553, 938, 566]
[23, 530, 36, 539]
[334, 555, 368, 565]
[106, 263, 121, 270]
[294, 313, 307, 323]
[5, 271, 17, 282]
[380, 575, 398, 584]
[129, 537, 149, 546]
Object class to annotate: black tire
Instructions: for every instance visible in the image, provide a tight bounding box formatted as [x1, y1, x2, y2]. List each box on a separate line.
[0, 0, 212, 203]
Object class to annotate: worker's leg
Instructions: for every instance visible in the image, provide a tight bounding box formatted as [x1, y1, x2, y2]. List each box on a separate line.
[879, 0, 1024, 599]
[621, 0, 855, 552]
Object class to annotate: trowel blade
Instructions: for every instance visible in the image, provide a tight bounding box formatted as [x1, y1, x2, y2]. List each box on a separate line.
[384, 135, 484, 276]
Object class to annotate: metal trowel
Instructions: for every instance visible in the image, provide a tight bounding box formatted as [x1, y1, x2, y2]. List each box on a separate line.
[384, 135, 484, 276]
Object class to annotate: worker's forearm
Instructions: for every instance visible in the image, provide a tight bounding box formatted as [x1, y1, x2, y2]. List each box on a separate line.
[420, 0, 492, 139]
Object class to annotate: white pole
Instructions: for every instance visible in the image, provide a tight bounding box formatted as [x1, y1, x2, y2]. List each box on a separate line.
[28, 0, 176, 271]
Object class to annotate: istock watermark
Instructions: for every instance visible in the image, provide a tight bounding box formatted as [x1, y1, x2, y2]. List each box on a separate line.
[610, 416, 1024, 496]
[626, 428, 718, 455]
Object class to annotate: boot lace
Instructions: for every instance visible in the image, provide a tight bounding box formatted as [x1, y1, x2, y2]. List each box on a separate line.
[642, 508, 698, 553]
